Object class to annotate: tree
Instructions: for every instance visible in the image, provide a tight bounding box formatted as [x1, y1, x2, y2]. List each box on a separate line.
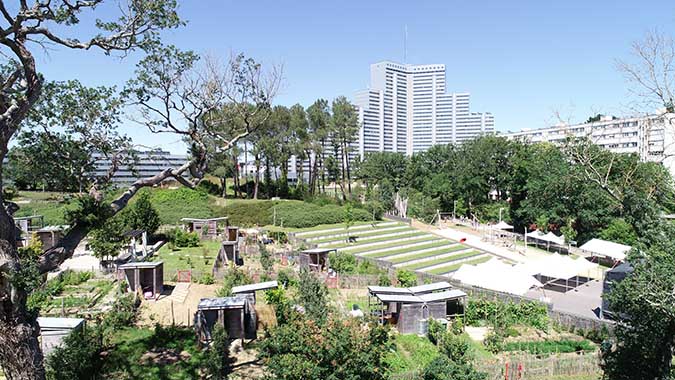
[306, 99, 331, 194]
[599, 218, 637, 246]
[297, 269, 328, 323]
[258, 317, 391, 380]
[601, 223, 675, 379]
[0, 3, 183, 378]
[330, 97, 359, 199]
[88, 215, 127, 260]
[203, 325, 232, 380]
[45, 329, 103, 380]
[126, 192, 161, 236]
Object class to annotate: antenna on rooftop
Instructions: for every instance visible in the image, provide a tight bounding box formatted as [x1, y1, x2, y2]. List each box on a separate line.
[403, 24, 408, 63]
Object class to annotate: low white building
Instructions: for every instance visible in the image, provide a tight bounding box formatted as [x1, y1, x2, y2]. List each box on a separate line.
[500, 114, 675, 177]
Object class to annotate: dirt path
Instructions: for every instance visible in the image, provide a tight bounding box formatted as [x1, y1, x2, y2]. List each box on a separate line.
[138, 283, 220, 327]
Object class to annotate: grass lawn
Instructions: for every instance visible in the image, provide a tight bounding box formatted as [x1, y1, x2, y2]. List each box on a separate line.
[14, 191, 76, 225]
[400, 250, 480, 271]
[385, 334, 440, 375]
[152, 240, 221, 281]
[101, 326, 205, 380]
[425, 255, 491, 275]
[361, 240, 449, 258]
[291, 221, 401, 236]
[323, 231, 429, 249]
[388, 244, 466, 264]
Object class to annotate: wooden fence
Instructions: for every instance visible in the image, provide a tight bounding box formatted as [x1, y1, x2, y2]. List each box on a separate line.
[390, 353, 600, 380]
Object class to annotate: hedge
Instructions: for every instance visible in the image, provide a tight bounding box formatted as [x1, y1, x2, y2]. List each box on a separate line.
[217, 200, 374, 228]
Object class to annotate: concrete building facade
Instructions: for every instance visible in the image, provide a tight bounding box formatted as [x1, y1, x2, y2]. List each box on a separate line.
[355, 61, 494, 157]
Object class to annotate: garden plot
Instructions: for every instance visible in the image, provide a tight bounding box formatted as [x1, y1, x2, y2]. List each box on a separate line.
[425, 255, 493, 275]
[314, 226, 418, 246]
[358, 239, 449, 258]
[302, 224, 408, 242]
[320, 231, 427, 249]
[151, 240, 221, 282]
[293, 221, 399, 238]
[387, 244, 468, 264]
[340, 235, 439, 254]
[34, 275, 116, 317]
[399, 250, 485, 271]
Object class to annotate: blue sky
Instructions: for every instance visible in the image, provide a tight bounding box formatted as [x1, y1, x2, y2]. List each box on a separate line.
[33, 0, 675, 153]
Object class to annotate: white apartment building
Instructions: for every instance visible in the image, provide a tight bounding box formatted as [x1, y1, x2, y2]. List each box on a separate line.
[92, 149, 189, 185]
[355, 61, 494, 156]
[500, 114, 675, 177]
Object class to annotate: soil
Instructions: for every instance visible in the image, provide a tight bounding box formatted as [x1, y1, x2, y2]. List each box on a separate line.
[228, 340, 265, 380]
[137, 283, 220, 327]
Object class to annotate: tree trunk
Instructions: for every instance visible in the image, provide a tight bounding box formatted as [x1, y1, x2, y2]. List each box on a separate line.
[221, 177, 227, 198]
[345, 143, 352, 197]
[254, 154, 260, 200]
[320, 140, 326, 194]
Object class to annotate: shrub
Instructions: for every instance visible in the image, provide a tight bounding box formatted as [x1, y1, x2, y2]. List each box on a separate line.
[167, 228, 200, 248]
[484, 331, 505, 354]
[46, 329, 103, 380]
[439, 333, 472, 363]
[265, 287, 294, 325]
[149, 187, 212, 224]
[260, 243, 274, 272]
[378, 273, 391, 286]
[198, 180, 221, 196]
[217, 267, 252, 297]
[427, 318, 446, 345]
[422, 356, 487, 380]
[464, 299, 549, 330]
[199, 273, 215, 285]
[297, 269, 328, 323]
[277, 269, 297, 288]
[102, 294, 139, 330]
[204, 325, 232, 379]
[396, 269, 417, 287]
[502, 339, 595, 354]
[328, 251, 357, 274]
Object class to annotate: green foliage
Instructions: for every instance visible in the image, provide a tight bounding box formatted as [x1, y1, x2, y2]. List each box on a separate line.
[148, 187, 213, 225]
[101, 294, 139, 331]
[89, 214, 127, 259]
[384, 334, 440, 374]
[46, 329, 103, 380]
[203, 325, 232, 379]
[167, 227, 200, 248]
[396, 269, 417, 287]
[599, 218, 637, 246]
[126, 191, 161, 235]
[65, 195, 113, 229]
[438, 332, 472, 364]
[259, 243, 274, 272]
[502, 339, 595, 354]
[26, 270, 94, 312]
[265, 287, 295, 325]
[328, 251, 356, 273]
[422, 356, 487, 380]
[216, 267, 252, 297]
[427, 318, 446, 345]
[378, 273, 392, 286]
[258, 317, 391, 380]
[483, 331, 505, 354]
[198, 273, 215, 285]
[297, 269, 328, 323]
[464, 299, 549, 331]
[276, 269, 297, 288]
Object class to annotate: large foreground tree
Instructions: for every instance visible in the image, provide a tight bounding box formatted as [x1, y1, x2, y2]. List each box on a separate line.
[0, 3, 280, 379]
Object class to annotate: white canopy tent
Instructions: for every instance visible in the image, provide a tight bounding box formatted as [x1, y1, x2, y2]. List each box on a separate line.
[579, 238, 631, 262]
[452, 259, 543, 296]
[493, 221, 514, 230]
[516, 254, 598, 292]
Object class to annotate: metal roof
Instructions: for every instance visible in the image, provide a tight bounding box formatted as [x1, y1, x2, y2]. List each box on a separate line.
[232, 281, 279, 294]
[119, 261, 163, 269]
[418, 289, 467, 303]
[408, 282, 452, 295]
[181, 217, 228, 222]
[375, 293, 424, 303]
[123, 229, 145, 238]
[37, 317, 85, 330]
[301, 248, 336, 254]
[367, 286, 412, 295]
[197, 296, 247, 310]
[37, 225, 68, 232]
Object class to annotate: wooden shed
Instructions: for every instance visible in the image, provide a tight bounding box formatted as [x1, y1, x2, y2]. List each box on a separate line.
[368, 283, 466, 334]
[119, 261, 164, 300]
[36, 225, 66, 250]
[37, 317, 85, 356]
[298, 248, 335, 272]
[226, 226, 240, 242]
[181, 217, 228, 240]
[194, 295, 257, 345]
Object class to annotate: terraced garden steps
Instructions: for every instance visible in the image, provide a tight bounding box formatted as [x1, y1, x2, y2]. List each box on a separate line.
[395, 248, 477, 269]
[342, 236, 441, 255]
[310, 226, 413, 244]
[430, 256, 493, 276]
[358, 240, 448, 258]
[387, 244, 467, 264]
[303, 224, 409, 242]
[294, 221, 400, 238]
[321, 231, 427, 249]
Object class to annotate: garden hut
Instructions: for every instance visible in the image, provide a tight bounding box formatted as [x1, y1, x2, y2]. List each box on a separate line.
[14, 215, 44, 234]
[298, 248, 335, 272]
[36, 225, 67, 250]
[181, 217, 228, 240]
[37, 317, 85, 356]
[232, 281, 279, 304]
[194, 296, 257, 344]
[215, 240, 241, 267]
[367, 283, 466, 334]
[118, 261, 164, 299]
[602, 262, 633, 319]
